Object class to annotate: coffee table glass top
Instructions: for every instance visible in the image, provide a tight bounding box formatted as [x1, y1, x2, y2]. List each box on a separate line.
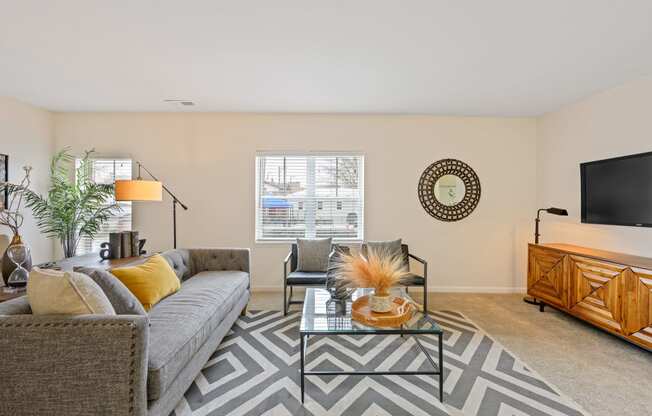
[300, 288, 442, 335]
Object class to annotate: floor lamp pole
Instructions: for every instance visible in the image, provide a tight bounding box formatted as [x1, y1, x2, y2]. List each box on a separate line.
[173, 199, 177, 249]
[524, 210, 545, 309]
[525, 207, 568, 311]
[138, 162, 188, 249]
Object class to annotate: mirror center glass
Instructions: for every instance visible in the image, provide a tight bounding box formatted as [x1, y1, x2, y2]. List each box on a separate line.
[434, 174, 466, 206]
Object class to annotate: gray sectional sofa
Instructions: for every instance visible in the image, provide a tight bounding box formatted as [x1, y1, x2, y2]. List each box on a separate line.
[0, 248, 250, 416]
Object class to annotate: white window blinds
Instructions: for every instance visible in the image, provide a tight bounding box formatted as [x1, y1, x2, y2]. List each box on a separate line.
[76, 159, 132, 255]
[255, 153, 364, 241]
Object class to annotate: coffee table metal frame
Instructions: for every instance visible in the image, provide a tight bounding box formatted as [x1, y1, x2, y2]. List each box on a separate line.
[298, 288, 444, 404]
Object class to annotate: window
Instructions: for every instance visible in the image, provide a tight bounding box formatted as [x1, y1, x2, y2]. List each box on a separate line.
[76, 158, 132, 255]
[255, 153, 364, 241]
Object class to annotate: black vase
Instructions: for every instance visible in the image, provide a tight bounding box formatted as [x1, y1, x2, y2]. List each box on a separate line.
[2, 234, 32, 287]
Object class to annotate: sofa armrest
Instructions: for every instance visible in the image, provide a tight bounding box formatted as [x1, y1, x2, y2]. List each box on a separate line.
[0, 314, 149, 416]
[189, 248, 250, 274]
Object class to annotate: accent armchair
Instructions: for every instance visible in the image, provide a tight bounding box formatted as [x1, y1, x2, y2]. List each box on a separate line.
[283, 243, 340, 315]
[283, 242, 428, 315]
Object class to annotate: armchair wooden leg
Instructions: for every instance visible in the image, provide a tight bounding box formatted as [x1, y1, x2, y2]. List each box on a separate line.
[241, 305, 248, 316]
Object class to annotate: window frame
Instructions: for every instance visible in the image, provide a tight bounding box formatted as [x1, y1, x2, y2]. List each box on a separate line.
[75, 157, 133, 255]
[254, 151, 365, 244]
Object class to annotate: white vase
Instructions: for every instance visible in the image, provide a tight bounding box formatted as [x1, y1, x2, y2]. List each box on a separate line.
[369, 293, 393, 313]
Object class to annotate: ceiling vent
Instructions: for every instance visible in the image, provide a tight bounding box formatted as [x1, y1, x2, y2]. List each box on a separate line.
[164, 99, 195, 107]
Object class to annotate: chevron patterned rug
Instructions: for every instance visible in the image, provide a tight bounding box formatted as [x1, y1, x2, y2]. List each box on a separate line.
[172, 310, 589, 416]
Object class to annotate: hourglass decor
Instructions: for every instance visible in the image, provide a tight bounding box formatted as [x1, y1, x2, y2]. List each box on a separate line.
[0, 165, 34, 284]
[6, 243, 30, 287]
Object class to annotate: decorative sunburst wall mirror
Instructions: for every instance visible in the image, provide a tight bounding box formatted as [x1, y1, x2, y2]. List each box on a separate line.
[417, 159, 481, 221]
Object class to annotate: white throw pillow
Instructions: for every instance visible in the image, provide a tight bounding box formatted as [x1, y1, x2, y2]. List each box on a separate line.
[27, 267, 116, 315]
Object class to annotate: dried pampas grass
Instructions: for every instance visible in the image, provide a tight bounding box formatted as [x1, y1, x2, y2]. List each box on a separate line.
[334, 247, 410, 296]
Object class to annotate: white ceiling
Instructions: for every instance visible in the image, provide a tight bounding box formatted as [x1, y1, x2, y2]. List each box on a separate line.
[1, 0, 652, 116]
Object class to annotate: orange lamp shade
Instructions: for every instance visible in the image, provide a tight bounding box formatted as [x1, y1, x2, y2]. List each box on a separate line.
[115, 180, 163, 202]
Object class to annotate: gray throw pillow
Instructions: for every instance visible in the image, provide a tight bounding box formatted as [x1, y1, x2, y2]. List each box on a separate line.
[366, 239, 403, 259]
[75, 266, 147, 316]
[297, 238, 332, 272]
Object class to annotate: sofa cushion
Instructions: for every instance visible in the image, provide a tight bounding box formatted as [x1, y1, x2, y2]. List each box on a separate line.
[286, 271, 328, 285]
[76, 267, 147, 316]
[0, 296, 31, 315]
[27, 267, 116, 315]
[160, 249, 191, 281]
[146, 270, 249, 400]
[111, 254, 181, 311]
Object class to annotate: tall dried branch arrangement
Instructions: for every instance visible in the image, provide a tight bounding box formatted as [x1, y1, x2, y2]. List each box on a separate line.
[0, 166, 33, 235]
[334, 247, 410, 296]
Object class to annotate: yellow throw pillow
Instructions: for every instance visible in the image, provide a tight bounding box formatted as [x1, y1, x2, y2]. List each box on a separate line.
[27, 267, 116, 315]
[110, 254, 181, 311]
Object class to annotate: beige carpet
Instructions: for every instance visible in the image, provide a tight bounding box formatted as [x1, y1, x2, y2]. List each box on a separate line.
[250, 291, 652, 416]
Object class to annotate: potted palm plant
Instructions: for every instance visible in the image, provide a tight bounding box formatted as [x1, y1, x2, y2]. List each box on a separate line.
[10, 148, 120, 258]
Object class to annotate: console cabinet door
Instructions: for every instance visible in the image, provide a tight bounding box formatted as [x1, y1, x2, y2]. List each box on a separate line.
[527, 246, 568, 308]
[624, 268, 652, 346]
[567, 256, 652, 339]
[568, 256, 627, 334]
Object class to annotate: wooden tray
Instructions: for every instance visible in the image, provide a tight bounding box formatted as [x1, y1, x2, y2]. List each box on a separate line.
[351, 295, 415, 328]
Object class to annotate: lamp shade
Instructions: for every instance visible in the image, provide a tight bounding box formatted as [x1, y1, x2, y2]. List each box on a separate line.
[546, 207, 568, 216]
[115, 180, 163, 201]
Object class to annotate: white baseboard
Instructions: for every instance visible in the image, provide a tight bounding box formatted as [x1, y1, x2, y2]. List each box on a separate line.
[251, 286, 526, 294]
[427, 286, 526, 294]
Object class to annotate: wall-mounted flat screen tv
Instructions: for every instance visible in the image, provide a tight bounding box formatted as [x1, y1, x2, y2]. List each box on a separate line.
[581, 151, 652, 227]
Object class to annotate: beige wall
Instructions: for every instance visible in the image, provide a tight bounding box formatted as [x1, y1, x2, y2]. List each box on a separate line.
[7, 72, 652, 292]
[53, 113, 537, 292]
[0, 97, 54, 265]
[537, 75, 652, 256]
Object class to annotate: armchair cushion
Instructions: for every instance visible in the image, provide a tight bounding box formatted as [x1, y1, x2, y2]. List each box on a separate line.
[365, 238, 403, 258]
[362, 241, 410, 271]
[296, 238, 332, 272]
[286, 271, 328, 285]
[402, 273, 425, 286]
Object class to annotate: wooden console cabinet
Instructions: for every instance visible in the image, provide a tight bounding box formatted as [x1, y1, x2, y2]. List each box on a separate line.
[528, 243, 652, 350]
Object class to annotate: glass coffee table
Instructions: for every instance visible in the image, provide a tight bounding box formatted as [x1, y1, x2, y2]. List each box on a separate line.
[299, 287, 444, 404]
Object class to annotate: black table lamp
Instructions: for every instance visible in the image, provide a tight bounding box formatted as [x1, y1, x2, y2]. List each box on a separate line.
[525, 207, 568, 306]
[534, 207, 568, 244]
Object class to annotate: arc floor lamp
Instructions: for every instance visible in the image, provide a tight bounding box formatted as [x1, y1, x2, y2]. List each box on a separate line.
[523, 207, 568, 306]
[114, 162, 188, 249]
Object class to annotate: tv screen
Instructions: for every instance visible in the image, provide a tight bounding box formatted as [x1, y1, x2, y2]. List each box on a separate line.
[581, 152, 652, 227]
